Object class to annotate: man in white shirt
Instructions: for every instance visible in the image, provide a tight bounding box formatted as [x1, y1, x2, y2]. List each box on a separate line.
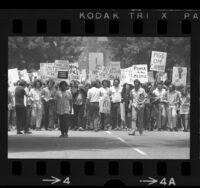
[129, 79, 147, 136]
[110, 78, 122, 130]
[86, 81, 101, 131]
[99, 80, 111, 130]
[152, 81, 167, 131]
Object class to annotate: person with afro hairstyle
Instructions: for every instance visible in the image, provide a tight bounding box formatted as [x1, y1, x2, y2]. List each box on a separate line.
[41, 78, 57, 130]
[29, 79, 43, 131]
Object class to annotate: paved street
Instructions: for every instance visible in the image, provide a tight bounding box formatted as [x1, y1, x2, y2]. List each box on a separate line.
[8, 130, 190, 159]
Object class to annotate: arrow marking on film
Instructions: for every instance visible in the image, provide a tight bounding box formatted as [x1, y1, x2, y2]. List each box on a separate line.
[42, 176, 61, 184]
[139, 177, 158, 185]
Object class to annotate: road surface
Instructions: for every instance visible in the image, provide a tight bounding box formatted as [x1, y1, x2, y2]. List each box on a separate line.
[8, 130, 190, 159]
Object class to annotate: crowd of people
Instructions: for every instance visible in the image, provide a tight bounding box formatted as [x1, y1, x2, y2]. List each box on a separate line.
[8, 77, 190, 138]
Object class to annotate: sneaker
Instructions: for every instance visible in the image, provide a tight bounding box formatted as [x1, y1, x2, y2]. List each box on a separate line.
[59, 135, 65, 138]
[17, 131, 23, 134]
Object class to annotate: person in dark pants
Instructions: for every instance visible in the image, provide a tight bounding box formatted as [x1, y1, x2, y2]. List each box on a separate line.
[73, 83, 87, 131]
[69, 80, 79, 130]
[55, 81, 72, 137]
[110, 79, 122, 130]
[14, 80, 32, 134]
[41, 79, 57, 130]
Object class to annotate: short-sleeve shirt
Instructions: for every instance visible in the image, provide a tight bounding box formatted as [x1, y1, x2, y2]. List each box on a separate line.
[130, 87, 147, 107]
[152, 88, 166, 102]
[179, 94, 190, 114]
[164, 91, 180, 107]
[110, 86, 122, 103]
[15, 86, 26, 106]
[41, 87, 56, 101]
[87, 87, 101, 103]
[99, 87, 111, 99]
[55, 90, 72, 115]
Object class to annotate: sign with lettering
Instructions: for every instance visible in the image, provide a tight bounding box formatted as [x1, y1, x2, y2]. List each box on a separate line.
[109, 61, 121, 80]
[132, 64, 148, 83]
[68, 62, 80, 81]
[40, 63, 57, 80]
[89, 52, 104, 72]
[8, 68, 19, 84]
[172, 67, 187, 86]
[150, 51, 167, 72]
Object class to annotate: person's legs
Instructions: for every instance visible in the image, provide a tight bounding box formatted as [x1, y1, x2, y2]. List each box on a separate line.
[36, 106, 43, 129]
[88, 103, 94, 130]
[63, 114, 69, 135]
[117, 103, 121, 129]
[15, 105, 22, 133]
[110, 103, 115, 129]
[167, 107, 172, 130]
[73, 104, 79, 129]
[172, 107, 177, 130]
[130, 106, 137, 134]
[8, 109, 11, 131]
[26, 105, 32, 130]
[93, 103, 100, 130]
[48, 102, 55, 129]
[59, 114, 64, 136]
[144, 105, 150, 130]
[161, 105, 166, 130]
[43, 101, 49, 130]
[155, 104, 162, 130]
[21, 106, 27, 132]
[100, 113, 105, 130]
[184, 114, 189, 131]
[138, 107, 144, 135]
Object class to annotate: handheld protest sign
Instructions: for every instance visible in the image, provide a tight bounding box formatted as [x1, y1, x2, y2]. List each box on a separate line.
[2, 9, 200, 187]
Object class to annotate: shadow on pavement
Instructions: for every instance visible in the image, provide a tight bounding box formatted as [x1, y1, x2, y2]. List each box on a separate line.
[8, 135, 130, 153]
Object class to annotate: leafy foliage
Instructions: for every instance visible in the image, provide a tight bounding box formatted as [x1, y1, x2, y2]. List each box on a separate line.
[9, 37, 190, 81]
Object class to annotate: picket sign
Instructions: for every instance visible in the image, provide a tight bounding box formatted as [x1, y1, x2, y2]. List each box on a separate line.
[8, 68, 19, 84]
[88, 52, 104, 72]
[109, 61, 121, 80]
[132, 64, 148, 83]
[172, 67, 187, 86]
[68, 62, 80, 81]
[99, 96, 111, 114]
[150, 51, 167, 72]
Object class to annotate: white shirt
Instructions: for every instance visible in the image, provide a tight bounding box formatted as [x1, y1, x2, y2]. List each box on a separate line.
[87, 87, 101, 102]
[153, 88, 166, 100]
[110, 86, 122, 103]
[99, 87, 111, 98]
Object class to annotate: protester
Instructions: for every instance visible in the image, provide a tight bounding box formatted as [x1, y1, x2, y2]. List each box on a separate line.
[110, 78, 122, 130]
[15, 80, 32, 134]
[143, 82, 154, 131]
[29, 79, 43, 131]
[179, 87, 190, 132]
[129, 79, 147, 136]
[121, 83, 133, 130]
[70, 80, 79, 130]
[163, 83, 180, 131]
[41, 78, 57, 130]
[86, 81, 101, 131]
[99, 80, 111, 130]
[25, 83, 33, 130]
[8, 87, 13, 131]
[55, 81, 72, 138]
[152, 81, 167, 131]
[73, 83, 87, 131]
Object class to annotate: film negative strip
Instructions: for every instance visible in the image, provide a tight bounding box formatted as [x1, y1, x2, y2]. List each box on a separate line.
[0, 9, 199, 186]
